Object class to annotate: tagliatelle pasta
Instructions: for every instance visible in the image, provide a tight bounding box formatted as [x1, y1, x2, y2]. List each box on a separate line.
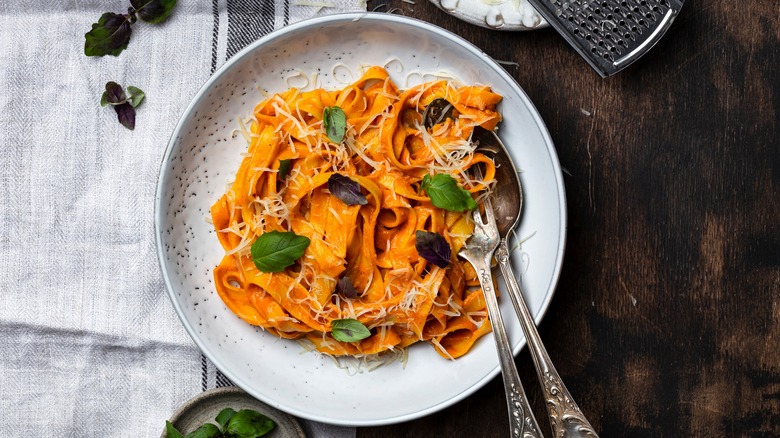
[210, 66, 502, 360]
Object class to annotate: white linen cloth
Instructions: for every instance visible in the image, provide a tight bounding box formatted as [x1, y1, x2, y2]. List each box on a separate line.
[0, 1, 363, 436]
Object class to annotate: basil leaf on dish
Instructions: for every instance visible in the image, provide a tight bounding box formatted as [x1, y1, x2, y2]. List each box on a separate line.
[165, 421, 185, 438]
[184, 423, 221, 438]
[421, 173, 477, 212]
[331, 318, 371, 343]
[415, 230, 451, 268]
[278, 159, 292, 180]
[328, 173, 368, 206]
[215, 407, 237, 430]
[323, 106, 347, 143]
[251, 231, 310, 273]
[336, 276, 359, 299]
[225, 409, 276, 437]
[131, 0, 178, 24]
[84, 12, 133, 57]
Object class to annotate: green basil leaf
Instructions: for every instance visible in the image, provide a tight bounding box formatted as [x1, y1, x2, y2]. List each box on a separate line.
[331, 318, 371, 343]
[251, 231, 310, 273]
[278, 159, 292, 180]
[165, 421, 185, 438]
[421, 174, 477, 212]
[323, 106, 347, 143]
[184, 423, 221, 438]
[114, 103, 136, 130]
[131, 0, 178, 24]
[126, 86, 146, 108]
[100, 92, 110, 107]
[225, 409, 276, 437]
[215, 407, 237, 430]
[84, 12, 133, 57]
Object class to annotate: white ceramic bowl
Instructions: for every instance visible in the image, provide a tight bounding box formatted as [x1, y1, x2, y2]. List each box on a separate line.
[155, 13, 566, 426]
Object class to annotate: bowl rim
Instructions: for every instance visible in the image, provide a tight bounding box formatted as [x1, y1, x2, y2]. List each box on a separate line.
[154, 12, 567, 426]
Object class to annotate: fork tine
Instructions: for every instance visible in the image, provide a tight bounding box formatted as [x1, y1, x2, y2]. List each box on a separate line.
[482, 194, 496, 225]
[472, 208, 483, 225]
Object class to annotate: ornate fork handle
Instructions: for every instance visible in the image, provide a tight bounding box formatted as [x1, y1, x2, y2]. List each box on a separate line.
[496, 241, 599, 438]
[465, 254, 543, 438]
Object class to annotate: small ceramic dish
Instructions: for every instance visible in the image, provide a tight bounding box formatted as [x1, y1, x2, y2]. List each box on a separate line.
[162, 387, 305, 438]
[428, 0, 548, 31]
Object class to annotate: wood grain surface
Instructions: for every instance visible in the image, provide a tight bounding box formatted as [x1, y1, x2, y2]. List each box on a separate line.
[358, 1, 780, 436]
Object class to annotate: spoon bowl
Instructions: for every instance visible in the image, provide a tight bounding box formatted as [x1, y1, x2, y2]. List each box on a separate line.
[422, 98, 523, 238]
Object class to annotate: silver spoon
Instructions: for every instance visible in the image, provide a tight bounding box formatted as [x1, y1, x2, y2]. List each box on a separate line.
[425, 98, 599, 438]
[425, 100, 542, 438]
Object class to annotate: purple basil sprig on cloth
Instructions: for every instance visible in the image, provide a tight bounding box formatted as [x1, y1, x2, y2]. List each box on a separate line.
[100, 82, 145, 130]
[85, 0, 177, 57]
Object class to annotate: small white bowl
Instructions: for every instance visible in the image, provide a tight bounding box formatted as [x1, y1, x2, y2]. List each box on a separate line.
[163, 387, 305, 438]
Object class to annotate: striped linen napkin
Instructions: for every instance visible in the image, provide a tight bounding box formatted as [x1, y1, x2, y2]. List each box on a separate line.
[0, 1, 363, 436]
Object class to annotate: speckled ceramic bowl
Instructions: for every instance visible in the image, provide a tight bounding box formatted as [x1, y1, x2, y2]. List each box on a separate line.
[155, 13, 566, 426]
[162, 387, 305, 438]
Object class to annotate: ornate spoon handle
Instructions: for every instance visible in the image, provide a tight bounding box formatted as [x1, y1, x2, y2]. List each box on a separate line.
[469, 256, 543, 438]
[496, 240, 599, 438]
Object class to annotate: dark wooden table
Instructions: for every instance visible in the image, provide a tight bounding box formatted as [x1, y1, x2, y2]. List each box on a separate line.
[358, 1, 779, 436]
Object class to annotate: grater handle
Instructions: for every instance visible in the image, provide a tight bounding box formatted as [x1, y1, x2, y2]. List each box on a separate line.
[524, 0, 685, 77]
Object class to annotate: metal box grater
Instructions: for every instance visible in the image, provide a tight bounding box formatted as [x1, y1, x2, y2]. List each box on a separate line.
[527, 0, 685, 77]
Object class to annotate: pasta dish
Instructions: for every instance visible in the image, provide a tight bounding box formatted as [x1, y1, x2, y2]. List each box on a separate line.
[210, 66, 502, 360]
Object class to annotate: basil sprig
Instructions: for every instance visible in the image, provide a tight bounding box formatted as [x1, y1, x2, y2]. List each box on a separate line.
[165, 407, 275, 438]
[331, 318, 371, 342]
[323, 106, 347, 143]
[100, 82, 145, 130]
[421, 174, 478, 212]
[415, 230, 451, 268]
[251, 231, 310, 273]
[85, 0, 177, 57]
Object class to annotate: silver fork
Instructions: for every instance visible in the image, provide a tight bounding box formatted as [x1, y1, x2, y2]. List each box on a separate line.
[459, 196, 543, 438]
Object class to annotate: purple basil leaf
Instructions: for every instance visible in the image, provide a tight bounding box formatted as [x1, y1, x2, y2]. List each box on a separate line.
[104, 81, 127, 105]
[336, 276, 359, 299]
[84, 12, 133, 57]
[114, 103, 136, 130]
[328, 174, 367, 206]
[415, 230, 451, 268]
[130, 0, 178, 24]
